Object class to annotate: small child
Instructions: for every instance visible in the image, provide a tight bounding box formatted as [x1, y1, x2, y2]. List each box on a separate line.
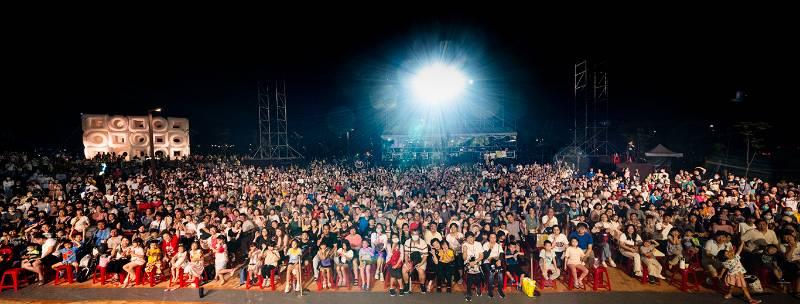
[168, 244, 187, 289]
[539, 240, 561, 285]
[505, 242, 525, 289]
[564, 238, 588, 288]
[682, 230, 700, 257]
[718, 244, 761, 304]
[358, 240, 375, 291]
[144, 241, 162, 276]
[52, 239, 80, 270]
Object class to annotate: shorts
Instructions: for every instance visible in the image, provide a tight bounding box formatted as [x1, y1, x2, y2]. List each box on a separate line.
[41, 255, 60, 269]
[507, 264, 523, 276]
[361, 259, 376, 265]
[390, 267, 403, 279]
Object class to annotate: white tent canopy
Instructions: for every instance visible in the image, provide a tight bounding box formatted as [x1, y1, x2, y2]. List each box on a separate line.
[645, 144, 683, 158]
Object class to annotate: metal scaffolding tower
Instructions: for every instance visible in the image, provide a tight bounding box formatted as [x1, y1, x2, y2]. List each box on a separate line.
[253, 80, 303, 160]
[555, 59, 611, 171]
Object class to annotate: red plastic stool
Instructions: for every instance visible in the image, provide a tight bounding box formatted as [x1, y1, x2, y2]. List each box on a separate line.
[566, 268, 587, 290]
[92, 266, 108, 285]
[53, 265, 74, 285]
[669, 266, 700, 292]
[147, 267, 165, 287]
[179, 270, 205, 288]
[168, 268, 183, 289]
[591, 266, 612, 291]
[539, 269, 558, 289]
[316, 270, 336, 291]
[0, 268, 23, 291]
[502, 273, 519, 291]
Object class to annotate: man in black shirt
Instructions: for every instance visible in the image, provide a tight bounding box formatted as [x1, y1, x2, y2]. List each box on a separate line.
[313, 225, 338, 280]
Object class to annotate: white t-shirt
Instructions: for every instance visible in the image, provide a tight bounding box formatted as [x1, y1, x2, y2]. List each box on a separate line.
[703, 240, 732, 257]
[482, 242, 503, 262]
[619, 233, 642, 247]
[42, 238, 58, 258]
[549, 233, 568, 253]
[462, 241, 484, 261]
[541, 215, 559, 228]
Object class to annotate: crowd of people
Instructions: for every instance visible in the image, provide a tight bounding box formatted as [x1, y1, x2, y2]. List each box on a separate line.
[1, 151, 799, 303]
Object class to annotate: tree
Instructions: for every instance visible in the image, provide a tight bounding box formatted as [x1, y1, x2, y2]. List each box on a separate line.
[734, 122, 772, 178]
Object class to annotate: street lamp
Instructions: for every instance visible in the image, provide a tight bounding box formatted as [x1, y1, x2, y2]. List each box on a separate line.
[147, 107, 162, 173]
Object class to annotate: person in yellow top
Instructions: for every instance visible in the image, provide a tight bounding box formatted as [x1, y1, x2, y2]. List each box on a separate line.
[144, 242, 162, 275]
[435, 240, 455, 293]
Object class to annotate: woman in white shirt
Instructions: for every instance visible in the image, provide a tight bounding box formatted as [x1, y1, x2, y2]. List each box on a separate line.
[591, 214, 617, 267]
[549, 226, 568, 269]
[70, 209, 90, 238]
[618, 224, 644, 277]
[370, 224, 389, 281]
[121, 239, 146, 288]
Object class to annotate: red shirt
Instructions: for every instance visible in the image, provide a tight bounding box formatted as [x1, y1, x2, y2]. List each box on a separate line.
[388, 247, 401, 268]
[161, 236, 179, 258]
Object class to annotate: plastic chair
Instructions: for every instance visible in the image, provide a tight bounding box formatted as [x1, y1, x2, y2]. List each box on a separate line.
[591, 266, 612, 291]
[53, 265, 75, 285]
[0, 268, 23, 292]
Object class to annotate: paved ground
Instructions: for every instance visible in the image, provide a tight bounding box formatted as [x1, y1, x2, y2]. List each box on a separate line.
[1, 286, 796, 304]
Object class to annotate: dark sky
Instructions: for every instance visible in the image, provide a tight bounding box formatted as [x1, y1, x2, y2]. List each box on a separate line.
[4, 11, 794, 156]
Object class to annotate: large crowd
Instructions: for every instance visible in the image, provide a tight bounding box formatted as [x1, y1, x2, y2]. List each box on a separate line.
[1, 151, 799, 303]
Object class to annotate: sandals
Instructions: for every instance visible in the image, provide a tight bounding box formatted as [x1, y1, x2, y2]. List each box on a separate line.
[748, 300, 761, 304]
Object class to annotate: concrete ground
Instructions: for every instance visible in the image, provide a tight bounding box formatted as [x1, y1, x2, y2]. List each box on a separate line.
[1, 285, 796, 304]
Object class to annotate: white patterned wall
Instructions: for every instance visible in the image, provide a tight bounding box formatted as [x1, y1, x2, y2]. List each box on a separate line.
[81, 114, 190, 160]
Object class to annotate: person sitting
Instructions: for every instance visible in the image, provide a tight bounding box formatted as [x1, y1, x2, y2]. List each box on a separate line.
[568, 223, 594, 264]
[486, 255, 506, 298]
[640, 238, 666, 283]
[619, 224, 644, 277]
[260, 242, 280, 288]
[740, 219, 780, 270]
[564, 237, 589, 288]
[144, 241, 163, 279]
[539, 240, 561, 284]
[317, 242, 334, 289]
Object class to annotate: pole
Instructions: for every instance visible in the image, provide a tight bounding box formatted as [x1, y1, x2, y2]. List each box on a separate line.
[147, 111, 156, 175]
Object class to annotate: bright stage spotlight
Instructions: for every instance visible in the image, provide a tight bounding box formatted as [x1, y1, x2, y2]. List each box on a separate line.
[410, 63, 468, 105]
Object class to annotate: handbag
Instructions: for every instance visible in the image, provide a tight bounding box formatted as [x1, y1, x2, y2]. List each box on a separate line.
[99, 255, 111, 268]
[745, 275, 763, 293]
[521, 277, 537, 297]
[321, 258, 332, 267]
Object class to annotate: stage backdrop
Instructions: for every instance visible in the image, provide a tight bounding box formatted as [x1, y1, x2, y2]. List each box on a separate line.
[81, 114, 190, 160]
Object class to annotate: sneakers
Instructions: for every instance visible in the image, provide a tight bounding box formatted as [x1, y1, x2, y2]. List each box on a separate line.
[608, 259, 617, 268]
[498, 289, 506, 298]
[379, 273, 384, 281]
[465, 295, 472, 302]
[389, 289, 396, 296]
[285, 284, 291, 293]
[295, 282, 301, 292]
[488, 290, 494, 298]
[602, 261, 608, 268]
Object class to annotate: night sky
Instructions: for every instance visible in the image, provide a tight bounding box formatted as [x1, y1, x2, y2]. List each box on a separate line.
[4, 12, 794, 161]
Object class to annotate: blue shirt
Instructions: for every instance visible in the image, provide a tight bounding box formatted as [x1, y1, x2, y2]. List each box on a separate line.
[94, 228, 110, 246]
[569, 231, 593, 251]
